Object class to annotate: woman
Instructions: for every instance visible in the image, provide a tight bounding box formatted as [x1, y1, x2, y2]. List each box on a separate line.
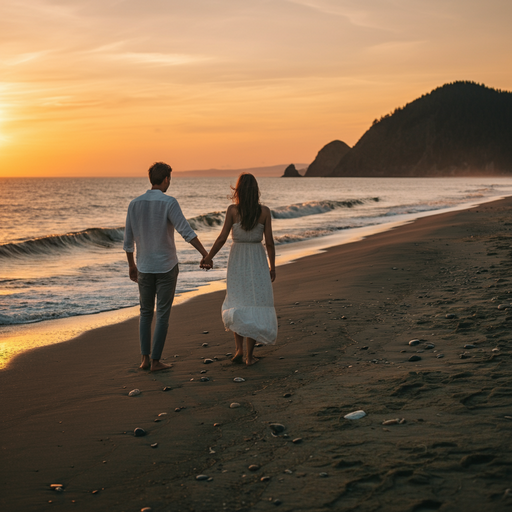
[202, 173, 277, 365]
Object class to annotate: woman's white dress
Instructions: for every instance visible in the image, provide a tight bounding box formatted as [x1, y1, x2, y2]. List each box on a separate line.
[221, 222, 278, 344]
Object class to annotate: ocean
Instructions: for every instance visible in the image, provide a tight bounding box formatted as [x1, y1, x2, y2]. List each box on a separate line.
[1, 176, 512, 365]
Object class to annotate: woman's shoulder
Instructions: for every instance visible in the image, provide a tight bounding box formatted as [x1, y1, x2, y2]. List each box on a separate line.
[258, 205, 271, 224]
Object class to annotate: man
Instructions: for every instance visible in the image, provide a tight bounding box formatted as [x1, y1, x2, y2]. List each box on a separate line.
[124, 162, 211, 372]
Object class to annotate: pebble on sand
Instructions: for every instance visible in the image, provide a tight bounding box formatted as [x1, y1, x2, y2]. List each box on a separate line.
[424, 343, 435, 349]
[464, 344, 476, 349]
[50, 484, 63, 490]
[436, 354, 445, 358]
[249, 464, 260, 471]
[408, 339, 420, 346]
[230, 402, 241, 408]
[382, 419, 399, 425]
[202, 343, 208, 347]
[269, 423, 285, 433]
[158, 412, 167, 417]
[134, 428, 147, 437]
[498, 304, 511, 310]
[204, 359, 214, 364]
[292, 438, 303, 444]
[200, 377, 210, 382]
[445, 314, 455, 319]
[203, 331, 209, 334]
[196, 475, 209, 481]
[214, 423, 221, 427]
[408, 355, 422, 362]
[319, 472, 329, 477]
[162, 387, 172, 391]
[151, 443, 158, 448]
[128, 389, 141, 397]
[141, 508, 152, 512]
[233, 377, 246, 382]
[261, 476, 271, 482]
[344, 410, 366, 420]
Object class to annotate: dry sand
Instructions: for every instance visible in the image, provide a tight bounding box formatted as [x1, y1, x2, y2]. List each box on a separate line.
[2, 197, 512, 512]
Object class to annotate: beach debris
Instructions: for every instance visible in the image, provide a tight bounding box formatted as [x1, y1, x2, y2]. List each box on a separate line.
[249, 464, 260, 471]
[409, 355, 422, 362]
[269, 423, 286, 433]
[134, 428, 147, 437]
[292, 438, 303, 444]
[150, 443, 158, 449]
[497, 304, 511, 310]
[209, 447, 216, 454]
[492, 348, 500, 353]
[162, 386, 172, 391]
[319, 472, 329, 477]
[196, 474, 209, 481]
[261, 476, 271, 482]
[230, 402, 241, 408]
[399, 418, 407, 424]
[204, 358, 214, 364]
[203, 331, 209, 334]
[128, 389, 141, 397]
[408, 339, 420, 346]
[424, 343, 435, 349]
[200, 377, 210, 382]
[464, 344, 476, 349]
[202, 343, 208, 347]
[233, 377, 245, 383]
[445, 314, 455, 319]
[382, 418, 400, 425]
[344, 410, 366, 420]
[436, 354, 445, 358]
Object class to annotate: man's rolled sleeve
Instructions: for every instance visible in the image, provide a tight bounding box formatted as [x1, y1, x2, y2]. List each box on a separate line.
[168, 201, 197, 243]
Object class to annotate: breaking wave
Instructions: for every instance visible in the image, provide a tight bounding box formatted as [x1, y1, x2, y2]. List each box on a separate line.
[0, 227, 125, 259]
[270, 198, 379, 219]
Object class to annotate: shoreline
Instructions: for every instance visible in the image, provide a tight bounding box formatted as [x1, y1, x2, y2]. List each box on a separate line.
[3, 196, 512, 511]
[1, 193, 508, 370]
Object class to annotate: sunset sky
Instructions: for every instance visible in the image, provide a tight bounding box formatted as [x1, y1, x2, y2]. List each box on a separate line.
[1, 0, 511, 177]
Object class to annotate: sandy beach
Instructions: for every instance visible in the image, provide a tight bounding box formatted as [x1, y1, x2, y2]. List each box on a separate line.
[2, 197, 512, 512]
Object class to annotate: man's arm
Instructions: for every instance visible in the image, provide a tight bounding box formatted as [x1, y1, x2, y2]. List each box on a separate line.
[189, 237, 208, 260]
[126, 252, 138, 283]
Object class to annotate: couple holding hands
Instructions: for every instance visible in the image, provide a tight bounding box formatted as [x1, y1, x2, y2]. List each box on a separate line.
[124, 162, 277, 372]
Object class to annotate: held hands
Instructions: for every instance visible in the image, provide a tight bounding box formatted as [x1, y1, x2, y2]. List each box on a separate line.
[200, 257, 214, 270]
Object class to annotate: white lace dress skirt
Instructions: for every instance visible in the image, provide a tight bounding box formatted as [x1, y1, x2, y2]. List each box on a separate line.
[221, 237, 278, 345]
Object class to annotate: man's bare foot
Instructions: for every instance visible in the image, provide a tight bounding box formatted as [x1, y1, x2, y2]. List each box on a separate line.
[231, 353, 244, 364]
[150, 361, 173, 372]
[246, 356, 259, 366]
[139, 356, 150, 370]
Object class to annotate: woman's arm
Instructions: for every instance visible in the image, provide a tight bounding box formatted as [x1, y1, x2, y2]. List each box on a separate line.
[202, 205, 235, 266]
[262, 206, 276, 282]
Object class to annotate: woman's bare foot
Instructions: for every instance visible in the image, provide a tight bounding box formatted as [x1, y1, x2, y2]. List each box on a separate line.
[139, 356, 150, 370]
[150, 361, 173, 372]
[231, 353, 244, 364]
[246, 356, 259, 366]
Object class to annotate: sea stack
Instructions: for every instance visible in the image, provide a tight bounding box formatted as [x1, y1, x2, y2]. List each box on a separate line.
[281, 164, 303, 177]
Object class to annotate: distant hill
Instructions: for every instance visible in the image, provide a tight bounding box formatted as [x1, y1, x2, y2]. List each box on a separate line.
[173, 164, 308, 178]
[304, 140, 351, 177]
[327, 82, 512, 177]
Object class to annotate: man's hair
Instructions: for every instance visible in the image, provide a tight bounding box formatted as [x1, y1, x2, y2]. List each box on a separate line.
[148, 162, 172, 185]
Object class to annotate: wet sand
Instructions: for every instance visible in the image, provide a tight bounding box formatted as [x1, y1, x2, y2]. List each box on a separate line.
[2, 197, 512, 512]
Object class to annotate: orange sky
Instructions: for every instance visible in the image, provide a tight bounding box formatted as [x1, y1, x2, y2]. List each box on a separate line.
[1, 0, 511, 177]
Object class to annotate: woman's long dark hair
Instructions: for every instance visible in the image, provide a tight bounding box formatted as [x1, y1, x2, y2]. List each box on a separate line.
[231, 173, 262, 231]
